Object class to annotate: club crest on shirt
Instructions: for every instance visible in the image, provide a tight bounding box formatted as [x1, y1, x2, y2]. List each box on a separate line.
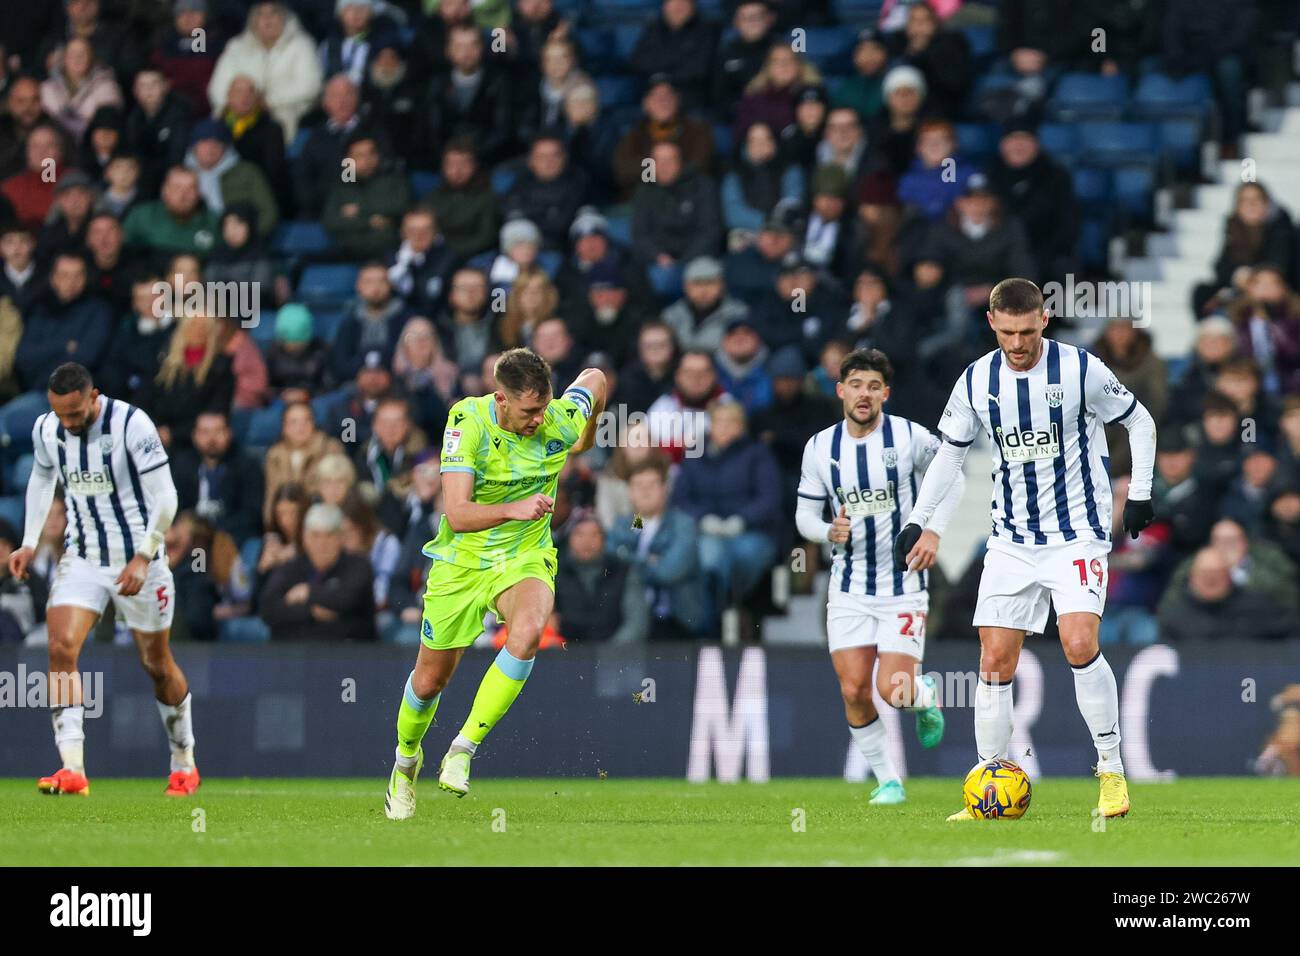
[1045, 385, 1065, 408]
[882, 448, 899, 469]
[545, 439, 564, 456]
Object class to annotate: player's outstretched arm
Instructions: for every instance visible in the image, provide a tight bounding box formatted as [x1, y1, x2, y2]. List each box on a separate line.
[441, 471, 553, 533]
[566, 367, 607, 455]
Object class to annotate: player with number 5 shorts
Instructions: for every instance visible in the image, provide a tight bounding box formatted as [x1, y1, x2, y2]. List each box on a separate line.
[8, 363, 197, 798]
[895, 279, 1157, 821]
[796, 348, 959, 806]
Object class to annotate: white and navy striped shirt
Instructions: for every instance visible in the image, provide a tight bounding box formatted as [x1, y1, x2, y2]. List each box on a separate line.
[940, 339, 1136, 547]
[31, 397, 171, 567]
[798, 414, 941, 597]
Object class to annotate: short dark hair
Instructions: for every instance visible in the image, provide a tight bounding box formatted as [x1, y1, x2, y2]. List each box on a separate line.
[48, 363, 93, 395]
[839, 347, 893, 384]
[1201, 390, 1237, 417]
[628, 457, 669, 483]
[494, 348, 553, 397]
[988, 277, 1043, 316]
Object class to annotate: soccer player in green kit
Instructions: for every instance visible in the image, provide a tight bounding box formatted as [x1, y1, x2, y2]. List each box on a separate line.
[384, 348, 606, 819]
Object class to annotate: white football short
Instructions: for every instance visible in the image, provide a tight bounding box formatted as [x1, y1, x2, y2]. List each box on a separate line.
[49, 554, 176, 632]
[826, 589, 929, 659]
[973, 538, 1110, 635]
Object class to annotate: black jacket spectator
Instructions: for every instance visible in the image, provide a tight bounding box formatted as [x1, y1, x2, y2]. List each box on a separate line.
[260, 552, 377, 642]
[629, 6, 721, 113]
[171, 447, 264, 546]
[986, 135, 1080, 283]
[631, 162, 723, 267]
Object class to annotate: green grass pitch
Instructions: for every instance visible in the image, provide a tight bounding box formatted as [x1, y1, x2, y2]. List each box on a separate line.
[3, 777, 1298, 866]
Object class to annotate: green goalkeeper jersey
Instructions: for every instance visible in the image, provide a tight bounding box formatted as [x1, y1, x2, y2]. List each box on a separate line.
[425, 386, 595, 570]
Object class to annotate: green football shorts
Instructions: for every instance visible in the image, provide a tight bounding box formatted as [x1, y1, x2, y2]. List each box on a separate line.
[419, 548, 558, 649]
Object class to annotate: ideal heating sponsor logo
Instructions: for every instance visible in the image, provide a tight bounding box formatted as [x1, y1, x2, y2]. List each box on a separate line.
[835, 482, 896, 517]
[50, 886, 151, 936]
[994, 423, 1062, 463]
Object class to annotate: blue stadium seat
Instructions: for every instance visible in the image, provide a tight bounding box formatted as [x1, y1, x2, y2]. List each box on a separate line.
[1157, 118, 1203, 171]
[832, 0, 885, 28]
[800, 28, 856, 74]
[712, 123, 734, 159]
[594, 74, 640, 110]
[575, 27, 615, 73]
[1078, 216, 1112, 270]
[1071, 166, 1112, 209]
[297, 264, 359, 306]
[955, 122, 1000, 165]
[1036, 122, 1081, 163]
[538, 251, 563, 278]
[490, 167, 518, 195]
[271, 220, 332, 257]
[245, 402, 286, 448]
[1164, 354, 1191, 385]
[612, 23, 644, 62]
[1047, 72, 1130, 122]
[603, 214, 633, 247]
[1132, 72, 1214, 121]
[311, 388, 351, 428]
[1077, 121, 1159, 167]
[314, 307, 347, 344]
[0, 495, 23, 532]
[409, 171, 441, 199]
[1112, 163, 1156, 220]
[6, 453, 33, 495]
[963, 25, 997, 63]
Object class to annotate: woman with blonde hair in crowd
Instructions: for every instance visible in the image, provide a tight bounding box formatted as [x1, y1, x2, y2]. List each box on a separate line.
[733, 44, 823, 143]
[144, 311, 236, 449]
[497, 268, 559, 349]
[262, 402, 344, 525]
[310, 451, 358, 507]
[392, 316, 461, 433]
[40, 37, 123, 142]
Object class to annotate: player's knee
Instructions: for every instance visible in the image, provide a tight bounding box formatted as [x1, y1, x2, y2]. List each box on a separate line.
[1059, 630, 1099, 666]
[47, 631, 81, 670]
[839, 674, 873, 708]
[980, 650, 1018, 681]
[411, 670, 445, 699]
[137, 647, 173, 683]
[877, 673, 911, 709]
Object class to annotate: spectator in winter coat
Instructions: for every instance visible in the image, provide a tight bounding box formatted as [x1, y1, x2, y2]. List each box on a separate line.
[40, 37, 122, 143]
[1199, 182, 1296, 317]
[183, 119, 279, 234]
[629, 0, 721, 114]
[986, 121, 1080, 285]
[1095, 320, 1169, 475]
[122, 165, 220, 260]
[612, 76, 715, 202]
[208, 2, 323, 142]
[14, 252, 112, 391]
[0, 124, 63, 230]
[427, 138, 500, 260]
[897, 119, 967, 223]
[661, 256, 750, 354]
[291, 74, 368, 217]
[322, 132, 409, 259]
[123, 69, 191, 197]
[630, 140, 722, 290]
[713, 317, 773, 415]
[711, 1, 778, 123]
[332, 263, 412, 382]
[265, 303, 333, 403]
[141, 311, 236, 449]
[672, 399, 781, 625]
[721, 121, 805, 237]
[386, 206, 457, 320]
[831, 28, 889, 124]
[151, 0, 224, 117]
[219, 75, 289, 202]
[1157, 546, 1296, 641]
[884, 2, 972, 119]
[171, 409, 264, 546]
[733, 44, 822, 146]
[421, 22, 515, 165]
[1226, 266, 1300, 396]
[502, 133, 589, 251]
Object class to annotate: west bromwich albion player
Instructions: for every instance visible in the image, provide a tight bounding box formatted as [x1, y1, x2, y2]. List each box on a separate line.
[7, 362, 197, 797]
[895, 278, 1156, 821]
[796, 348, 962, 806]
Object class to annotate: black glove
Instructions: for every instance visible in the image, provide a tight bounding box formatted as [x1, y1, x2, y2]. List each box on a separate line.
[1123, 499, 1154, 539]
[894, 522, 922, 570]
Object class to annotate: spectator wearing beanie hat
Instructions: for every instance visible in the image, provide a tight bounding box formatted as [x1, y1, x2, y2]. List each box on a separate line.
[184, 117, 279, 234]
[267, 303, 333, 402]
